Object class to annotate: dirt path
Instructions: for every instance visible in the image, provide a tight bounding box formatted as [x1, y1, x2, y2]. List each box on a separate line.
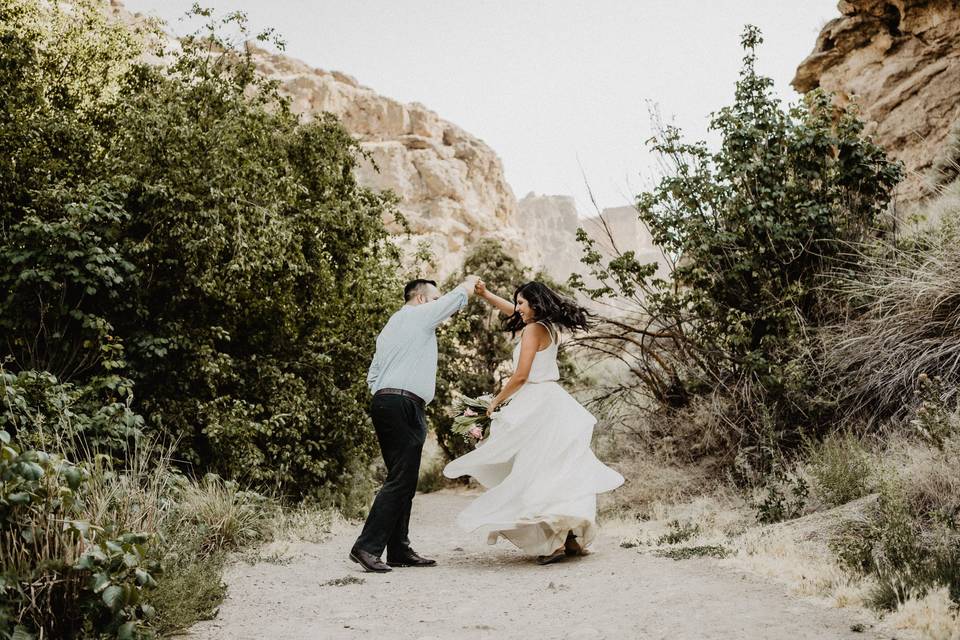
[185, 490, 891, 640]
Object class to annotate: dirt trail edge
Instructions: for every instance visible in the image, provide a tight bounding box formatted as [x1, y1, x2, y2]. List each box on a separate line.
[185, 489, 891, 640]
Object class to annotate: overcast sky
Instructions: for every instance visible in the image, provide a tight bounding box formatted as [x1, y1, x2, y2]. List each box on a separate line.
[124, 0, 838, 214]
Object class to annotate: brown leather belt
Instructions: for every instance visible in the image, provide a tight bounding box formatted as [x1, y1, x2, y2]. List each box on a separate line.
[374, 387, 425, 406]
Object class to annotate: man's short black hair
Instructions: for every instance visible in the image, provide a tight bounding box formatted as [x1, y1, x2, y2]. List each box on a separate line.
[404, 278, 437, 302]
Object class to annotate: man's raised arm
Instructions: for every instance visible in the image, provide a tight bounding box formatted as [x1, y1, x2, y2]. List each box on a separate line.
[417, 274, 480, 328]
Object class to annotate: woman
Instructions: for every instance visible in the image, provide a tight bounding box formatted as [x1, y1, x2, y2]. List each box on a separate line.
[443, 280, 624, 564]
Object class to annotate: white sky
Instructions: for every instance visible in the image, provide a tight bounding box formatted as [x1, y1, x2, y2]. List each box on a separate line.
[123, 0, 838, 214]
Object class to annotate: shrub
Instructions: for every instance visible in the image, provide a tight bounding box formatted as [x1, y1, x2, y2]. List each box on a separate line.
[752, 466, 809, 524]
[570, 25, 902, 463]
[656, 520, 701, 545]
[831, 440, 960, 610]
[0, 366, 142, 461]
[0, 430, 158, 639]
[173, 474, 277, 557]
[0, 2, 401, 499]
[806, 431, 874, 507]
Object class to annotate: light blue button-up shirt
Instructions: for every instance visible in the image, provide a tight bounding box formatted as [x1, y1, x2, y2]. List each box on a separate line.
[366, 286, 468, 404]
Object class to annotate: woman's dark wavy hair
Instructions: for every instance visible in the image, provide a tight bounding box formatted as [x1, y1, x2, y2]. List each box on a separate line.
[503, 281, 592, 336]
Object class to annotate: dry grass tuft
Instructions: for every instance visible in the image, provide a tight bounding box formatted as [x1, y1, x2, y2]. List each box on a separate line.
[173, 474, 278, 556]
[823, 214, 960, 424]
[887, 587, 960, 640]
[805, 431, 876, 508]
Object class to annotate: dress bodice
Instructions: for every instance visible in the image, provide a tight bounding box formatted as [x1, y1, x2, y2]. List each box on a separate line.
[512, 321, 560, 383]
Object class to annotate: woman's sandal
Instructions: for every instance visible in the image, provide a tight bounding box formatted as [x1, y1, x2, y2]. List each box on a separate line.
[536, 547, 567, 565]
[564, 532, 584, 557]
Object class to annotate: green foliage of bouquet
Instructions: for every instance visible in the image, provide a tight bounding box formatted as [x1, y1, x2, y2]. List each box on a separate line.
[449, 393, 509, 443]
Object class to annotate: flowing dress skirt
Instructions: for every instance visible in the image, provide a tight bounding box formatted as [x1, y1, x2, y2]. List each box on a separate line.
[443, 381, 624, 556]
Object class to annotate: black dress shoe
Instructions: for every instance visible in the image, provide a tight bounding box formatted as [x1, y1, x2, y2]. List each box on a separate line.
[386, 548, 437, 567]
[349, 546, 392, 573]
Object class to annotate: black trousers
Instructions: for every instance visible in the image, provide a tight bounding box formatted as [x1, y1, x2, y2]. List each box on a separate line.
[354, 393, 427, 558]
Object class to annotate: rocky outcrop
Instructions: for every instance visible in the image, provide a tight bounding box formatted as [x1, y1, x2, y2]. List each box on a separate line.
[517, 194, 582, 281]
[107, 0, 540, 277]
[517, 195, 665, 283]
[793, 0, 960, 208]
[249, 47, 538, 277]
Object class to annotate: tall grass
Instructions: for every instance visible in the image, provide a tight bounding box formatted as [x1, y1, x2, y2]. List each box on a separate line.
[0, 433, 288, 638]
[823, 212, 960, 425]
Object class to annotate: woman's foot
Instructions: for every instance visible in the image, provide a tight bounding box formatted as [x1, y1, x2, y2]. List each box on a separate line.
[564, 531, 583, 557]
[536, 547, 567, 565]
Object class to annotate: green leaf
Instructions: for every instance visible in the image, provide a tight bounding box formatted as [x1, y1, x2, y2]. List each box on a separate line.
[8, 492, 31, 505]
[117, 621, 137, 640]
[63, 466, 82, 489]
[11, 625, 34, 640]
[134, 568, 154, 586]
[102, 584, 125, 612]
[92, 572, 111, 593]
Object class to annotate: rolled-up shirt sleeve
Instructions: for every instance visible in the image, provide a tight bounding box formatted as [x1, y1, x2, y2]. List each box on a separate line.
[366, 346, 383, 393]
[414, 286, 468, 328]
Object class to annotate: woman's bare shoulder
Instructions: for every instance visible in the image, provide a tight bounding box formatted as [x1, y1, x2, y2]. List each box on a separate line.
[521, 322, 550, 348]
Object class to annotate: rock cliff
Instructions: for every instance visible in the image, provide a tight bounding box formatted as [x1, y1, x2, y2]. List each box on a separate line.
[250, 46, 538, 276]
[518, 194, 664, 283]
[793, 0, 960, 208]
[108, 0, 541, 277]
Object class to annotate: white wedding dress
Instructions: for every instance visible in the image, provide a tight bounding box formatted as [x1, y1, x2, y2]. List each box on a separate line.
[443, 322, 624, 556]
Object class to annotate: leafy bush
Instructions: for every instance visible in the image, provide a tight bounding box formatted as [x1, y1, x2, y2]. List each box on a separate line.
[0, 1, 401, 499]
[571, 26, 901, 463]
[0, 367, 142, 459]
[752, 465, 809, 524]
[0, 430, 158, 639]
[806, 432, 874, 507]
[831, 435, 960, 610]
[656, 519, 701, 545]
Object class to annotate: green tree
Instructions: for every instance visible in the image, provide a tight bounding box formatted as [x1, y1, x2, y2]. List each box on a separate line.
[572, 26, 902, 460]
[0, 2, 401, 499]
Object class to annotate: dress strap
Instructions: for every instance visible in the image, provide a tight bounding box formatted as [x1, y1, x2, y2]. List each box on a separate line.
[536, 321, 557, 346]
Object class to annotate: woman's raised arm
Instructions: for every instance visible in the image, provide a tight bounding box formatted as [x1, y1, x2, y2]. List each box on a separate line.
[476, 280, 516, 317]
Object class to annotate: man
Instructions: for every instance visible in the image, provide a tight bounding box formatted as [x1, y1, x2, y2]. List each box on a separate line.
[350, 274, 480, 573]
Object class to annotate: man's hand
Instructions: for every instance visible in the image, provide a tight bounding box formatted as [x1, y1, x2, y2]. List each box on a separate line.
[475, 279, 487, 297]
[462, 274, 480, 296]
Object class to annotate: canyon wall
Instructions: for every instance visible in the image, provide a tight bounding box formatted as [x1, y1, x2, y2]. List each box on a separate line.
[250, 45, 540, 277]
[793, 0, 960, 210]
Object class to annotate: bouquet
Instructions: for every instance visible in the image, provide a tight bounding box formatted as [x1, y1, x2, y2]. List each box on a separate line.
[450, 393, 507, 443]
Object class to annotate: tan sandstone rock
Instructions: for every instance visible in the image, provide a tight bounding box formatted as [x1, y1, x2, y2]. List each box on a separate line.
[793, 0, 960, 210]
[249, 45, 538, 278]
[107, 0, 543, 278]
[518, 195, 665, 285]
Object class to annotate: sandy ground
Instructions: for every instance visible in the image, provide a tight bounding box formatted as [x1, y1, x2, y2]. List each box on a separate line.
[184, 490, 892, 640]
